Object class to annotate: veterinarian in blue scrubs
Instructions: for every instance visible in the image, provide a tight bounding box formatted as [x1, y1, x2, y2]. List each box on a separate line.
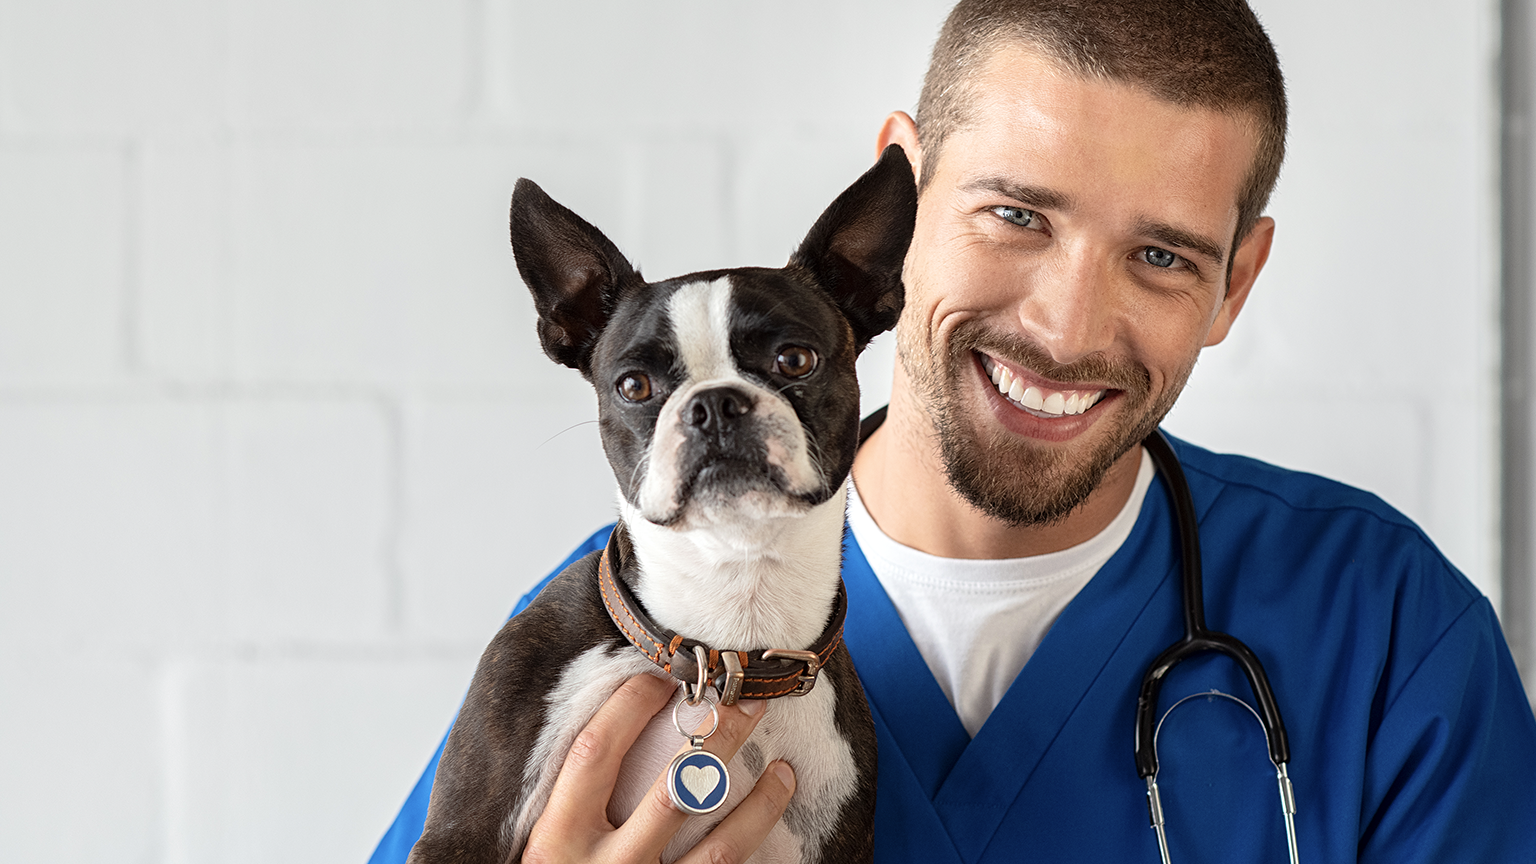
[372, 1, 1536, 861]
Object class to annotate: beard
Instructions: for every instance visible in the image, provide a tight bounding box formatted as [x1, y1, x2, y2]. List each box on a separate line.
[898, 319, 1189, 527]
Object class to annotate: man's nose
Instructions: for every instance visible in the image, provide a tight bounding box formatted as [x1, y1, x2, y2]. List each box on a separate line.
[1016, 248, 1118, 366]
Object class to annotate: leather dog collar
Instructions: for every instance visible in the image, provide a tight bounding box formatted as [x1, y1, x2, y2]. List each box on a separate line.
[596, 522, 848, 705]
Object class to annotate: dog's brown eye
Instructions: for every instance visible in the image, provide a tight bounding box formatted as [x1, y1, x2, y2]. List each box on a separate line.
[617, 373, 652, 402]
[774, 346, 817, 379]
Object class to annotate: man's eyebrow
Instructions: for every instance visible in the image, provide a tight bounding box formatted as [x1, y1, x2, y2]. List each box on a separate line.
[959, 177, 1072, 212]
[1136, 219, 1227, 266]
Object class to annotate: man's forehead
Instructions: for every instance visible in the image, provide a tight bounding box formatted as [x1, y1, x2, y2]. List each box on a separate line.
[934, 42, 1255, 242]
[965, 41, 1258, 138]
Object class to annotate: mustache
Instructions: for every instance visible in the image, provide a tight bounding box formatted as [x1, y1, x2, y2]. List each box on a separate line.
[949, 324, 1150, 396]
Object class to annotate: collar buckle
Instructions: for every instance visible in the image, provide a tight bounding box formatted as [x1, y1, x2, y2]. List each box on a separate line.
[761, 648, 821, 697]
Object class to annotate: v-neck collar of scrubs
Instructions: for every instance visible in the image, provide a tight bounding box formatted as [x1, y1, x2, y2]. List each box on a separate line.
[841, 459, 1193, 863]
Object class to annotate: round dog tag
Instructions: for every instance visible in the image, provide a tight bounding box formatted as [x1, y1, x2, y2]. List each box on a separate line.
[667, 746, 731, 815]
[668, 686, 731, 815]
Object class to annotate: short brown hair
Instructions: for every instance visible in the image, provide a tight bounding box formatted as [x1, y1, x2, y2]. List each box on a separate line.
[916, 0, 1287, 241]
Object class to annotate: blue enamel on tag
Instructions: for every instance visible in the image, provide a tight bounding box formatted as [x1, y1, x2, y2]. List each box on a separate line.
[667, 748, 730, 815]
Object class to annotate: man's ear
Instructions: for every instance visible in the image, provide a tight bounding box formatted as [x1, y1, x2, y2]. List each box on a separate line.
[876, 111, 923, 185]
[509, 179, 644, 370]
[1206, 216, 1274, 347]
[790, 143, 918, 353]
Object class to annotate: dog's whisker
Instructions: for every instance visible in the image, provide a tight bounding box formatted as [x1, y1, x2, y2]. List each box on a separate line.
[627, 450, 652, 506]
[535, 419, 602, 451]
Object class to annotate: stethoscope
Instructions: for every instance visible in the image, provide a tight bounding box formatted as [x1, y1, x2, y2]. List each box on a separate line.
[1138, 430, 1300, 864]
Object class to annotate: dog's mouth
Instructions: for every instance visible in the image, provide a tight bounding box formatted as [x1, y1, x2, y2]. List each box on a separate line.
[691, 457, 773, 488]
[644, 452, 818, 527]
[678, 453, 791, 502]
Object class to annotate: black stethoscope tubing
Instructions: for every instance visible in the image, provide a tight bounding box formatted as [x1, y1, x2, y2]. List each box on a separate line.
[1136, 429, 1291, 776]
[1138, 430, 1299, 864]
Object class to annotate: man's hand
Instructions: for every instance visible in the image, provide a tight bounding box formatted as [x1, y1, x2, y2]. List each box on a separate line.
[522, 673, 797, 864]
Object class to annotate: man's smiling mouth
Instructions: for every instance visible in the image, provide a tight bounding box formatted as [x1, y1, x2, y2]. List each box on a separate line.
[979, 353, 1107, 418]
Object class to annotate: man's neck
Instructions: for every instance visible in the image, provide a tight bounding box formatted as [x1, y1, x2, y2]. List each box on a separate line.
[852, 382, 1143, 561]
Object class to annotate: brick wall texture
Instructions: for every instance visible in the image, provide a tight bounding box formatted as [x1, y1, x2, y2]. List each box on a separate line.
[0, 1, 1501, 861]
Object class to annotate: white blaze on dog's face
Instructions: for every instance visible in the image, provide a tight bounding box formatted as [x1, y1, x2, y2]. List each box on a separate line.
[609, 275, 854, 529]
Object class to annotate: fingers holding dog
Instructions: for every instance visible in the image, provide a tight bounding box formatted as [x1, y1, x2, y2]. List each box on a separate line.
[678, 761, 798, 864]
[524, 677, 787, 864]
[533, 673, 676, 843]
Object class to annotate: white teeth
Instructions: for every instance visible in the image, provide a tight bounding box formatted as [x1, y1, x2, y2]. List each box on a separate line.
[983, 354, 1106, 417]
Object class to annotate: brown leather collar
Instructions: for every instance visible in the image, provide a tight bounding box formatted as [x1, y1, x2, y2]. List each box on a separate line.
[596, 522, 847, 705]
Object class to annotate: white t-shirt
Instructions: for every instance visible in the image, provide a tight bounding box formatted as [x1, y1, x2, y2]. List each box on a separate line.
[846, 450, 1155, 737]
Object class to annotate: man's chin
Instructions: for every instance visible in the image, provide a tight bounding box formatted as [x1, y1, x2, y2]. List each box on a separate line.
[939, 385, 1153, 527]
[939, 425, 1112, 527]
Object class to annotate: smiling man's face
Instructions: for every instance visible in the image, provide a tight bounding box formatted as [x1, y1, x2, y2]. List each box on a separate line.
[893, 43, 1270, 526]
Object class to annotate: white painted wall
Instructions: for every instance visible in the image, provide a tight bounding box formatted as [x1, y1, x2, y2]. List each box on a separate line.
[0, 1, 1503, 861]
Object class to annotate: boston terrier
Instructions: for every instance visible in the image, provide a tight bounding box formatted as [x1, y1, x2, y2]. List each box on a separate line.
[407, 144, 916, 864]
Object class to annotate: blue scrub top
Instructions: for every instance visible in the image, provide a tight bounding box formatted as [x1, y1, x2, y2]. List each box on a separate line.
[370, 434, 1536, 863]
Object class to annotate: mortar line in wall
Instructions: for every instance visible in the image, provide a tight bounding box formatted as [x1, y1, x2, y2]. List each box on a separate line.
[156, 658, 190, 864]
[463, 0, 488, 123]
[0, 641, 493, 675]
[122, 139, 143, 374]
[214, 129, 235, 383]
[719, 134, 739, 264]
[378, 392, 409, 635]
[186, 127, 660, 151]
[0, 378, 573, 405]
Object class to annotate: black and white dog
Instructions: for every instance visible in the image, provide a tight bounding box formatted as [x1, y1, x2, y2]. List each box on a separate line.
[408, 145, 916, 864]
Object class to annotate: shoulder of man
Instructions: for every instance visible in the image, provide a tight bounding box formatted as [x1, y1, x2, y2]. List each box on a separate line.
[1168, 433, 1464, 563]
[508, 523, 616, 620]
[1168, 433, 1424, 530]
[1163, 431, 1484, 625]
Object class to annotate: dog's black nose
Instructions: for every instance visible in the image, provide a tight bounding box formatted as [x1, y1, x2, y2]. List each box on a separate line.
[685, 386, 754, 433]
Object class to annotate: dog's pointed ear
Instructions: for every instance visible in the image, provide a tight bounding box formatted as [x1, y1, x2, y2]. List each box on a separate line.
[511, 178, 643, 370]
[791, 144, 917, 353]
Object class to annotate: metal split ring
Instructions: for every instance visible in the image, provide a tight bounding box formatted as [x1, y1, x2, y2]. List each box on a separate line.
[685, 644, 709, 705]
[673, 683, 720, 742]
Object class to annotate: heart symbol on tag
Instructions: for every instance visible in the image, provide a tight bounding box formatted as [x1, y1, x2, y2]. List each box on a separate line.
[680, 764, 721, 803]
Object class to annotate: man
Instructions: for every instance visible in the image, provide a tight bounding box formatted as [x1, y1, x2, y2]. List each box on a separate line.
[374, 1, 1536, 861]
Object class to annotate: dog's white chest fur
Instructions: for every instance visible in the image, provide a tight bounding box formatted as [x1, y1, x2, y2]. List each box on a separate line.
[507, 643, 856, 864]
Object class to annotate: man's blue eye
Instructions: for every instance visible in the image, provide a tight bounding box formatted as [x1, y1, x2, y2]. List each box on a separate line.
[992, 206, 1038, 228]
[1144, 247, 1178, 268]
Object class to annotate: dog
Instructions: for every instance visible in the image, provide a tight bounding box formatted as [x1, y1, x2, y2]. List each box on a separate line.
[407, 144, 916, 864]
